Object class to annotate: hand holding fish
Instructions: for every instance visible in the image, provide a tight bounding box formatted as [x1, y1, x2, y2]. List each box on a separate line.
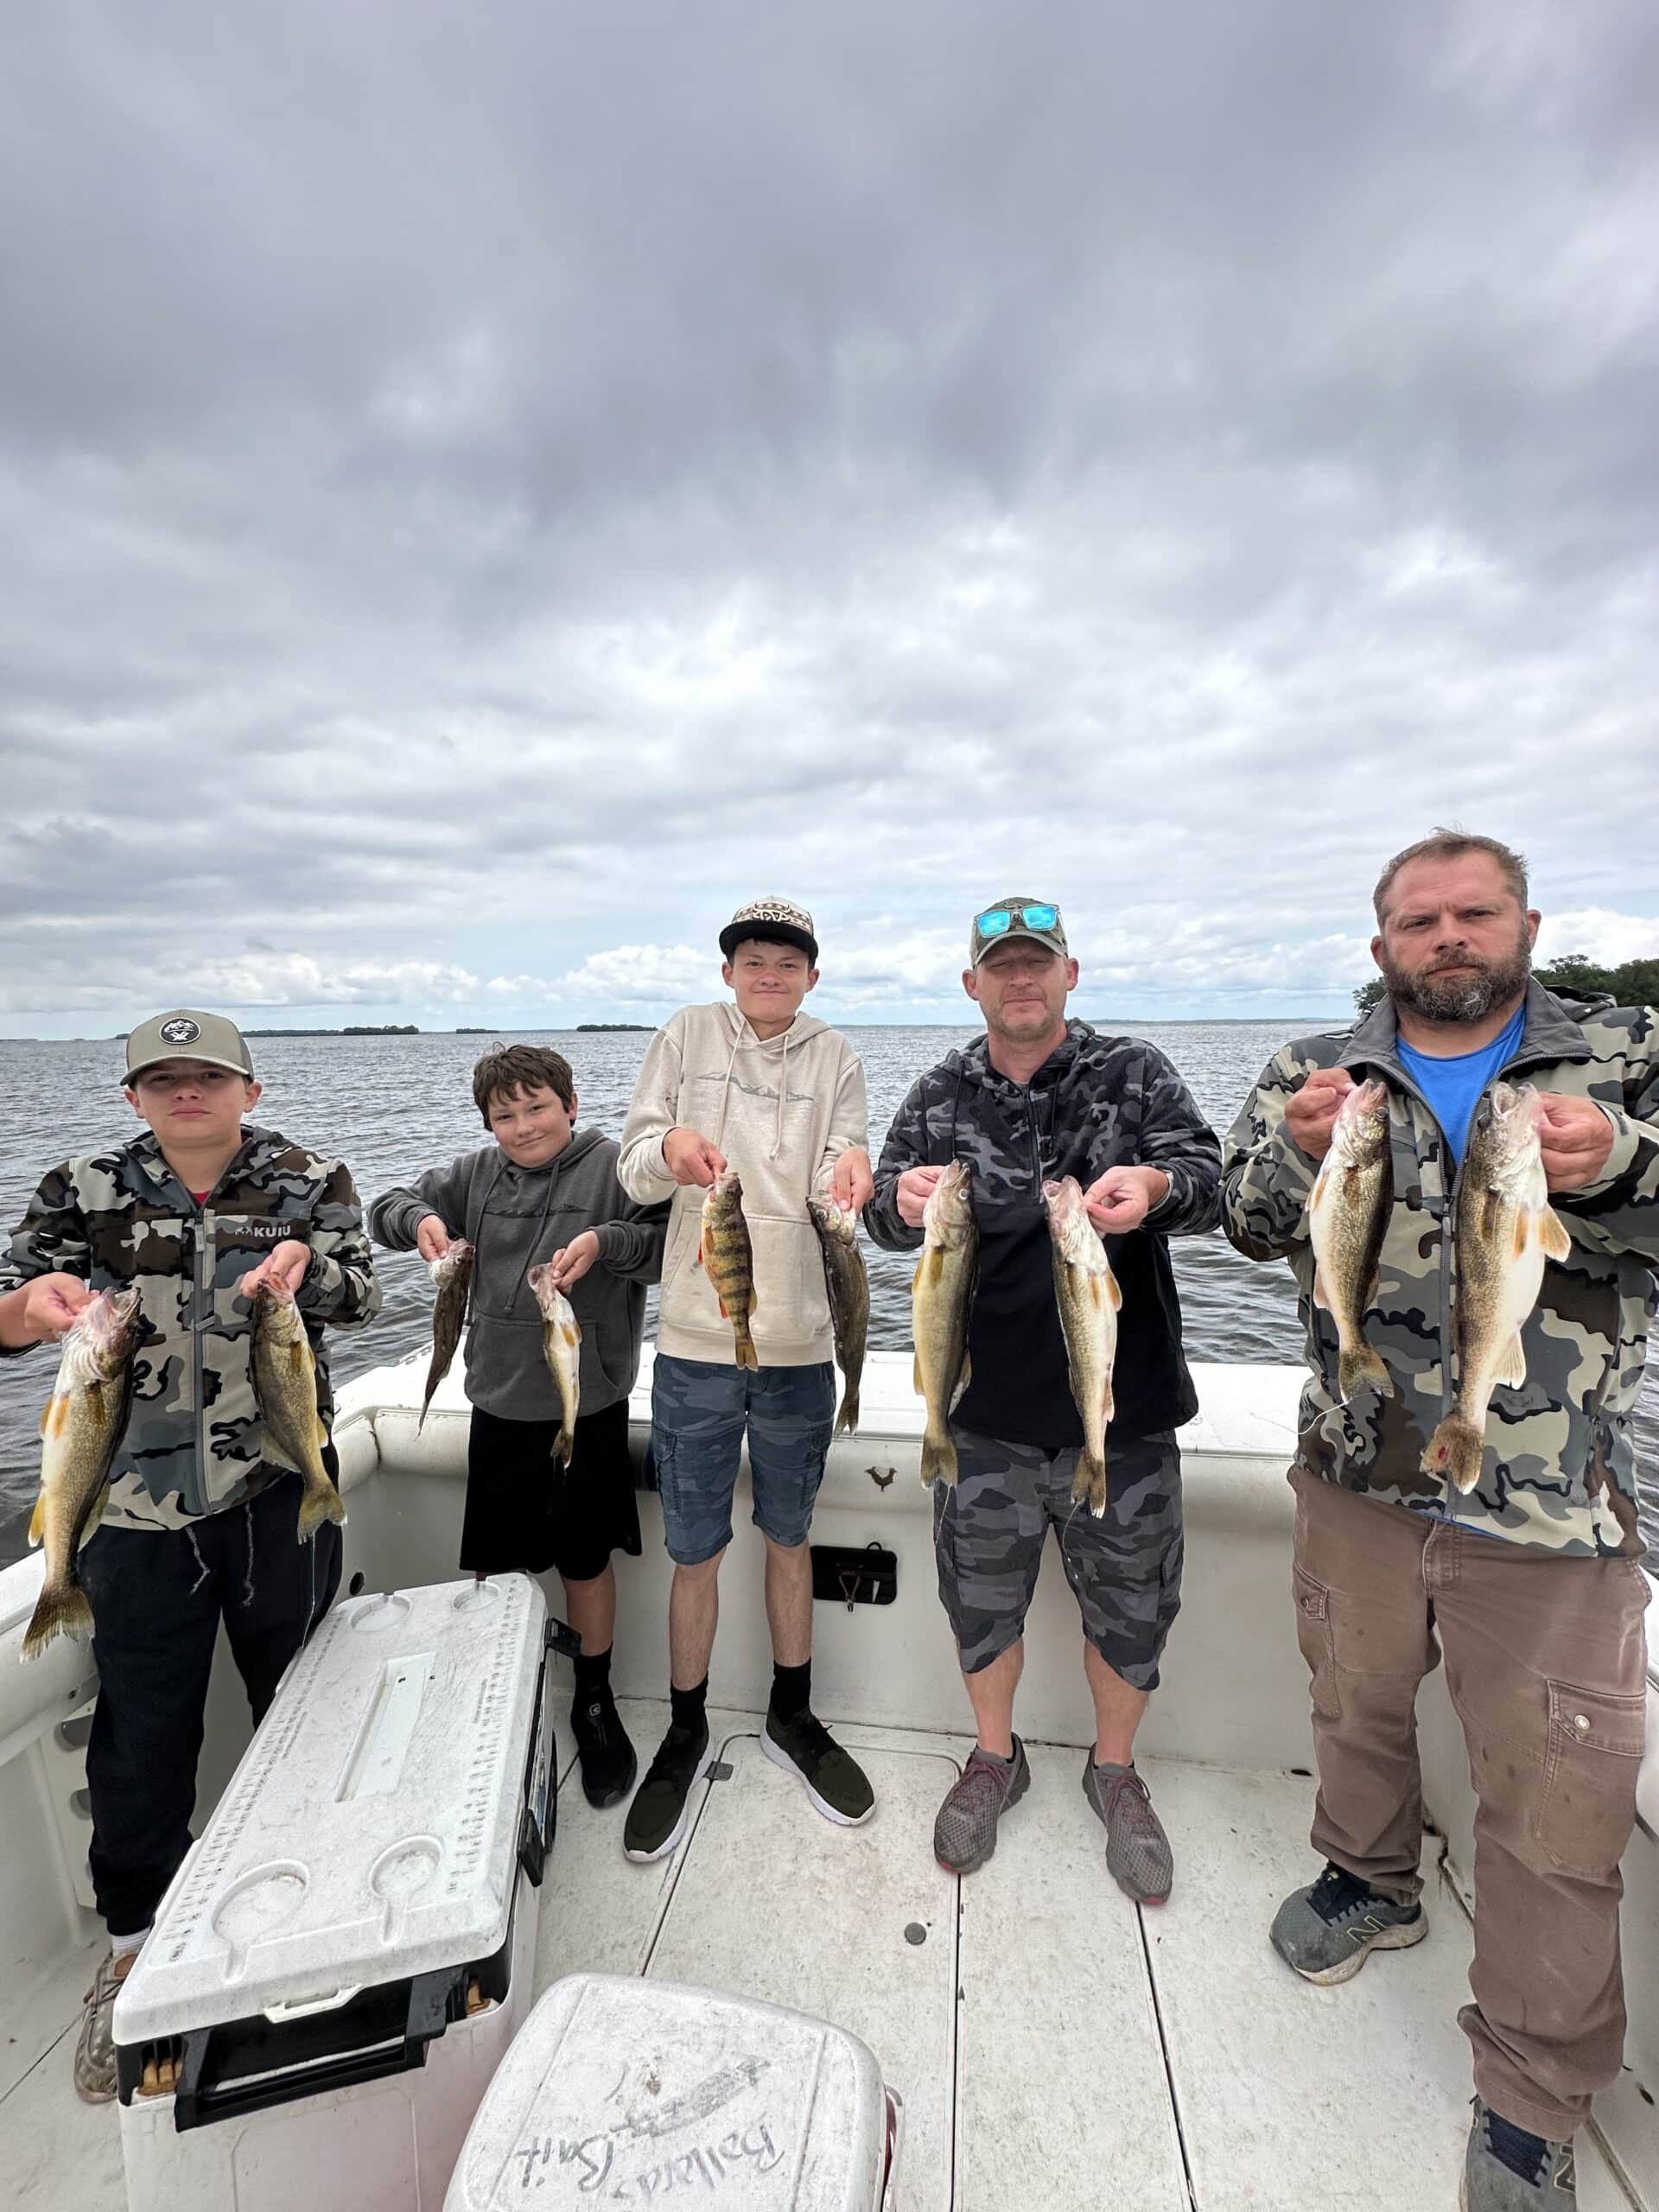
[1285, 1066, 1358, 1160]
[1535, 1093, 1615, 1192]
[544, 1230, 601, 1292]
[829, 1146, 874, 1216]
[239, 1240, 312, 1298]
[1083, 1165, 1170, 1234]
[895, 1165, 949, 1228]
[11, 1271, 95, 1343]
[663, 1126, 728, 1189]
[416, 1214, 453, 1263]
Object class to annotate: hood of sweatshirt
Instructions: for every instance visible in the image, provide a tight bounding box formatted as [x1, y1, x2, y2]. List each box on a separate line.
[704, 1003, 834, 1163]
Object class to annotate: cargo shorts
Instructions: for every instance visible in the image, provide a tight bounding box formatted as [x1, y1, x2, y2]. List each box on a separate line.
[933, 1426, 1184, 1690]
[651, 1353, 836, 1567]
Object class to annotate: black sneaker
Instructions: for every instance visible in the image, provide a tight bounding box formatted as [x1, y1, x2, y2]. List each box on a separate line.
[623, 1719, 713, 1864]
[572, 1688, 637, 1810]
[1270, 1860, 1427, 1984]
[762, 1707, 875, 1827]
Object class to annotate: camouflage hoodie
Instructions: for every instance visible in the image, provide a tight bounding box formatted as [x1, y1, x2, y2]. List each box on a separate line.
[1223, 983, 1659, 1558]
[0, 1125, 381, 1531]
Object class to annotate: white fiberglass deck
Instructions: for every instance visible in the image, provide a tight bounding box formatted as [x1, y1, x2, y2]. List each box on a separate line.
[1, 1691, 1643, 2212]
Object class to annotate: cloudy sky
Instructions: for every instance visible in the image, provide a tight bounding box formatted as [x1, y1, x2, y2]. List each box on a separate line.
[2, 0, 1655, 1036]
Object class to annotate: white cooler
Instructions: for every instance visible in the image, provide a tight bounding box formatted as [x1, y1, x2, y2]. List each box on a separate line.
[444, 1973, 901, 2210]
[113, 1575, 561, 2212]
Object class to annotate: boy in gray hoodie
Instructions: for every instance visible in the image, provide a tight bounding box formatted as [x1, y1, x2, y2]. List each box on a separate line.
[371, 1044, 667, 1809]
[617, 898, 874, 1863]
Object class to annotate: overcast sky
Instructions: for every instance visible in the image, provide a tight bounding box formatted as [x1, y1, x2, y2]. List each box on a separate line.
[2, 0, 1655, 1037]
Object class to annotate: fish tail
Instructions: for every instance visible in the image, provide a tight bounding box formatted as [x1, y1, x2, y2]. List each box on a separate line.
[919, 1420, 957, 1488]
[733, 1321, 760, 1372]
[836, 1384, 860, 1436]
[296, 1474, 346, 1542]
[22, 1579, 94, 1661]
[553, 1425, 575, 1470]
[1422, 1415, 1485, 1494]
[1338, 1340, 1395, 1401]
[1071, 1449, 1109, 1518]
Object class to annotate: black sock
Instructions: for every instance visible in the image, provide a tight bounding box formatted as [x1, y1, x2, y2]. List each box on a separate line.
[573, 1646, 612, 1700]
[771, 1660, 811, 1721]
[670, 1677, 708, 1733]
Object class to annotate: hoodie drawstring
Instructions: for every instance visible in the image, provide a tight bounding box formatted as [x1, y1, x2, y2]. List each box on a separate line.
[712, 1020, 746, 1156]
[711, 1014, 794, 1164]
[772, 1029, 788, 1160]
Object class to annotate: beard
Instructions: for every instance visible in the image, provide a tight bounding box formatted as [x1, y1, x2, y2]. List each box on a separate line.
[1380, 929, 1532, 1025]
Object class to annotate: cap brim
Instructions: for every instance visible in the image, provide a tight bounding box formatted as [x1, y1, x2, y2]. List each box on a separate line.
[719, 924, 819, 963]
[125, 1052, 252, 1083]
[972, 927, 1067, 966]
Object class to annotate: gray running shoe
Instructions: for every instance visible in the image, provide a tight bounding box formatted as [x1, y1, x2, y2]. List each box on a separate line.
[1462, 2100, 1576, 2209]
[73, 1948, 135, 2104]
[762, 1707, 875, 1827]
[934, 1738, 1030, 1873]
[1083, 1758, 1174, 1903]
[1271, 1860, 1427, 1984]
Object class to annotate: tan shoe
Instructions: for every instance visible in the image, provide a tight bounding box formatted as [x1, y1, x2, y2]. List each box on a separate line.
[73, 1948, 137, 2105]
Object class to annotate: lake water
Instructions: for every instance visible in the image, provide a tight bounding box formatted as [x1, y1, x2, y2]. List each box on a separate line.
[1, 1022, 1654, 1560]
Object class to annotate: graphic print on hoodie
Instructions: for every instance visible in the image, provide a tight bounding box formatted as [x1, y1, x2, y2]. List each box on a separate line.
[618, 1002, 869, 1370]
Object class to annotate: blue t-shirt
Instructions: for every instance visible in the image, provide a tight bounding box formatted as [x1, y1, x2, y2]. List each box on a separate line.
[1396, 1003, 1526, 1167]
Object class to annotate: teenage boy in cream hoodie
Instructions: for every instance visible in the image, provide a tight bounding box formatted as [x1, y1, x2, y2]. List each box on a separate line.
[617, 898, 874, 1860]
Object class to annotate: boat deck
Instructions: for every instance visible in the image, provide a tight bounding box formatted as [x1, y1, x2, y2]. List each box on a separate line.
[2, 1696, 1642, 2210]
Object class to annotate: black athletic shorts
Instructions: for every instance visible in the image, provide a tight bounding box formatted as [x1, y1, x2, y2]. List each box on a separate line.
[463, 1402, 643, 1582]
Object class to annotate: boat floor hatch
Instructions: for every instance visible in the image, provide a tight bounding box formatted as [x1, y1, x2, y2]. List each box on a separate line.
[0, 1698, 1642, 2211]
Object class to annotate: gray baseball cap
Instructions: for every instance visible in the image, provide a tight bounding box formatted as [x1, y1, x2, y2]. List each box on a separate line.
[969, 896, 1069, 968]
[124, 1010, 255, 1084]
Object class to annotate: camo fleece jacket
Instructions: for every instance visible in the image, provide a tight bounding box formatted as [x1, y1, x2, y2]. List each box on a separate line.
[1223, 984, 1659, 1558]
[0, 1125, 380, 1531]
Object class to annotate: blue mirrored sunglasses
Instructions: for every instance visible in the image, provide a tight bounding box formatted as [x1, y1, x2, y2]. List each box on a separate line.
[975, 902, 1059, 938]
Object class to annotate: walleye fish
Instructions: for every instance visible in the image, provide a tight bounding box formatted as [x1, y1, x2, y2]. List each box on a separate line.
[1423, 1081, 1572, 1493]
[912, 1160, 977, 1488]
[251, 1281, 346, 1541]
[526, 1262, 582, 1467]
[1307, 1079, 1395, 1402]
[22, 1287, 142, 1660]
[1044, 1177, 1122, 1517]
[419, 1237, 474, 1430]
[700, 1170, 760, 1371]
[807, 1191, 869, 1434]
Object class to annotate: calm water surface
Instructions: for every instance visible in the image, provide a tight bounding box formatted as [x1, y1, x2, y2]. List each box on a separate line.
[2, 1024, 1654, 1559]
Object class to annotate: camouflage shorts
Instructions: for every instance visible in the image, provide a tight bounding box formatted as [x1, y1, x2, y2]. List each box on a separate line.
[933, 1427, 1184, 1690]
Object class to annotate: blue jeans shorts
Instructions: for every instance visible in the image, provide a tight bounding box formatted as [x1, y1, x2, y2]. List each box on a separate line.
[651, 1354, 836, 1566]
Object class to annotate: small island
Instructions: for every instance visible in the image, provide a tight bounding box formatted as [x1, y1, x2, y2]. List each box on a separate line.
[576, 1022, 653, 1033]
[244, 1024, 421, 1038]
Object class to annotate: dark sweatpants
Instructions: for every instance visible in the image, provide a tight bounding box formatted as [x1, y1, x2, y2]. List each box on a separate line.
[78, 1466, 343, 1937]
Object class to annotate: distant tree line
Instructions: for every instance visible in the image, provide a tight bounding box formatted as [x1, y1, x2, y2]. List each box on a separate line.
[1353, 953, 1659, 1019]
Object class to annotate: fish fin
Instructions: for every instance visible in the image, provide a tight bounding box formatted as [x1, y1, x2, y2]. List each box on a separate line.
[560, 1323, 581, 1348]
[1496, 1331, 1528, 1390]
[296, 1477, 346, 1542]
[1088, 1277, 1102, 1311]
[1312, 1266, 1330, 1313]
[1107, 1270, 1122, 1313]
[925, 1248, 944, 1283]
[919, 1423, 957, 1488]
[949, 1351, 972, 1410]
[40, 1395, 68, 1440]
[736, 1334, 760, 1373]
[1422, 1415, 1484, 1494]
[553, 1427, 575, 1469]
[1071, 1450, 1109, 1518]
[1541, 1207, 1573, 1264]
[715, 1294, 729, 1319]
[76, 1483, 112, 1551]
[27, 1491, 46, 1548]
[1338, 1343, 1395, 1401]
[836, 1389, 859, 1436]
[22, 1580, 95, 1661]
[913, 1352, 925, 1396]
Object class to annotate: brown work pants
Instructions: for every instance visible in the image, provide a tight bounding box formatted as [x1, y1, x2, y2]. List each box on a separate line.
[1290, 1467, 1649, 2140]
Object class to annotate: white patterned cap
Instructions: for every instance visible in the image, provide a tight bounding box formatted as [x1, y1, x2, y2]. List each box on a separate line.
[719, 897, 818, 964]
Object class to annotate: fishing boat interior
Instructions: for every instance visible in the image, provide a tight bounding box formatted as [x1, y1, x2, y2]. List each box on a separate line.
[3, 1346, 1656, 2209]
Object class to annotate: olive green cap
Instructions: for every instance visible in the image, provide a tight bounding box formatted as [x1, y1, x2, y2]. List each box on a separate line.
[124, 1010, 255, 1084]
[969, 896, 1069, 968]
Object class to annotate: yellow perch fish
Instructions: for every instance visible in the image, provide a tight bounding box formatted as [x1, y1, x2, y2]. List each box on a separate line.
[526, 1262, 582, 1468]
[23, 1287, 142, 1660]
[420, 1237, 474, 1431]
[912, 1160, 977, 1487]
[251, 1281, 346, 1541]
[1423, 1081, 1572, 1493]
[1307, 1079, 1395, 1402]
[1044, 1177, 1122, 1517]
[807, 1191, 869, 1434]
[700, 1170, 759, 1371]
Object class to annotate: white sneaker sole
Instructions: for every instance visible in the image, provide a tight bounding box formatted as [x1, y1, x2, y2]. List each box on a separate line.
[761, 1726, 876, 1827]
[623, 1741, 716, 1865]
[1293, 1908, 1429, 1986]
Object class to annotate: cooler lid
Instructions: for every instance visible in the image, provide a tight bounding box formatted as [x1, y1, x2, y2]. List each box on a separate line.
[447, 1973, 888, 2211]
[116, 1575, 548, 2043]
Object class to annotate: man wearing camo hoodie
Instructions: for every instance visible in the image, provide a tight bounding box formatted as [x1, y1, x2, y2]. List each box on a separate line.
[1224, 831, 1657, 2212]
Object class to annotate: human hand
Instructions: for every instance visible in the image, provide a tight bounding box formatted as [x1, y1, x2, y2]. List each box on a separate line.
[663, 1127, 728, 1188]
[241, 1239, 312, 1298]
[416, 1215, 452, 1264]
[830, 1147, 874, 1216]
[1535, 1094, 1615, 1192]
[895, 1165, 948, 1228]
[545, 1230, 600, 1292]
[1285, 1067, 1358, 1161]
[22, 1273, 95, 1340]
[1083, 1164, 1170, 1234]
